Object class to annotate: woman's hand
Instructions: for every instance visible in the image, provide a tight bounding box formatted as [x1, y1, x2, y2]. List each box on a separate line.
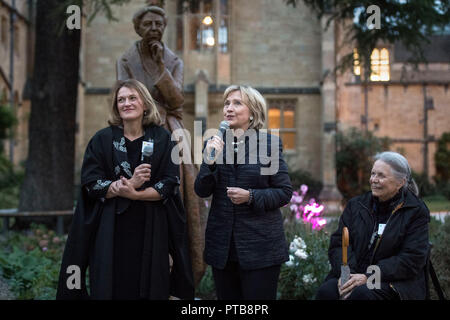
[226, 187, 250, 205]
[130, 164, 151, 189]
[115, 177, 138, 200]
[205, 135, 225, 164]
[338, 274, 368, 299]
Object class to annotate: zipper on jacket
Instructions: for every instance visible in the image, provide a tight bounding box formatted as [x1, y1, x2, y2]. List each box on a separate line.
[369, 201, 404, 265]
[389, 282, 402, 300]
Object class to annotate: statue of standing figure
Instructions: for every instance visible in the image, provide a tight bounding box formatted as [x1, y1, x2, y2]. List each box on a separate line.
[117, 5, 206, 286]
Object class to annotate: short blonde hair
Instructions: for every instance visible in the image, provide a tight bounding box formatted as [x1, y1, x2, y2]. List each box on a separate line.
[223, 85, 266, 130]
[108, 79, 162, 127]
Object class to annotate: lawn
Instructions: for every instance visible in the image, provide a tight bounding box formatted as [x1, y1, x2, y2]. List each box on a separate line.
[423, 195, 450, 212]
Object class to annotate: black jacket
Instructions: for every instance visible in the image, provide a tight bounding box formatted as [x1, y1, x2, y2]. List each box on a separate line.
[327, 189, 430, 300]
[194, 131, 293, 270]
[56, 125, 194, 300]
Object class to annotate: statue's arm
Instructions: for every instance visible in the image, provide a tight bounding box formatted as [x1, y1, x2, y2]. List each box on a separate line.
[155, 59, 184, 109]
[117, 59, 132, 80]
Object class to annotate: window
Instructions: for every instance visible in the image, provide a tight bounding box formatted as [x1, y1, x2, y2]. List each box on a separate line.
[267, 99, 296, 151]
[352, 48, 390, 81]
[353, 48, 361, 76]
[370, 48, 389, 81]
[176, 0, 229, 53]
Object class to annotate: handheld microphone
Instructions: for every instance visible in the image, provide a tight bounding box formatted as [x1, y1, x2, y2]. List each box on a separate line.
[141, 140, 154, 164]
[208, 121, 230, 161]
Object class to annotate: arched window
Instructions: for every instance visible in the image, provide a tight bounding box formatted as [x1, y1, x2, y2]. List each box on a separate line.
[370, 48, 390, 81]
[176, 0, 229, 53]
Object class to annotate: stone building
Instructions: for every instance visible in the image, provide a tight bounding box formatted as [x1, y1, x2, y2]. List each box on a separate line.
[0, 0, 33, 167]
[77, 0, 342, 208]
[6, 0, 450, 208]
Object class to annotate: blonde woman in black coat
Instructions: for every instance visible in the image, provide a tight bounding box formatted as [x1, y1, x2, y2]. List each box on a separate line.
[194, 85, 293, 300]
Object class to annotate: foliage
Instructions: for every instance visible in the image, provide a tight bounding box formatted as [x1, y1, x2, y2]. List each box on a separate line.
[0, 224, 66, 299]
[0, 103, 17, 142]
[336, 127, 390, 201]
[288, 169, 323, 200]
[441, 182, 450, 201]
[286, 0, 450, 72]
[434, 132, 450, 184]
[412, 170, 436, 198]
[0, 155, 23, 209]
[429, 216, 450, 300]
[277, 221, 336, 300]
[195, 265, 216, 300]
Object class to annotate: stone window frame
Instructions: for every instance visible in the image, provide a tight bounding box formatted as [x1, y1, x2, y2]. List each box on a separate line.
[266, 98, 297, 151]
[352, 47, 391, 82]
[176, 0, 229, 53]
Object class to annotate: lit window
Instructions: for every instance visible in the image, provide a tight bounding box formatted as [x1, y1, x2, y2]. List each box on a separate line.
[353, 48, 390, 81]
[370, 48, 390, 81]
[176, 0, 229, 53]
[353, 48, 360, 76]
[267, 100, 296, 151]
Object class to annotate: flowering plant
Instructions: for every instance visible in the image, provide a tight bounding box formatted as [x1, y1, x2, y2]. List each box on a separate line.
[277, 221, 334, 300]
[287, 184, 327, 230]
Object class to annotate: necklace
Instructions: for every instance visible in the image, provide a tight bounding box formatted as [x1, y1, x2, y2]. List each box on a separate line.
[232, 140, 244, 152]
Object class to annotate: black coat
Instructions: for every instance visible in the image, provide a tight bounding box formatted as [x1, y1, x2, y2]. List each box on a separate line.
[327, 189, 430, 300]
[194, 131, 293, 270]
[56, 125, 194, 300]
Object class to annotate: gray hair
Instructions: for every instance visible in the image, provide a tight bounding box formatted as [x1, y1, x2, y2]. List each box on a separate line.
[374, 151, 419, 196]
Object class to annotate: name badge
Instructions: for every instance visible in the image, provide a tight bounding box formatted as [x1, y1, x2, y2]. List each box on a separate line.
[142, 140, 154, 153]
[378, 224, 386, 235]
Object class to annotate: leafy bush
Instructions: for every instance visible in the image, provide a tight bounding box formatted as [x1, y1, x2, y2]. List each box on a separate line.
[0, 224, 66, 299]
[277, 221, 336, 300]
[434, 132, 450, 184]
[0, 103, 17, 141]
[441, 182, 450, 201]
[195, 266, 216, 300]
[336, 128, 391, 201]
[429, 216, 450, 300]
[288, 169, 323, 200]
[0, 154, 23, 209]
[412, 171, 436, 198]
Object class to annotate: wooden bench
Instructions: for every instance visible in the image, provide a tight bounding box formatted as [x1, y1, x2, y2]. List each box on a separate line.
[0, 209, 74, 235]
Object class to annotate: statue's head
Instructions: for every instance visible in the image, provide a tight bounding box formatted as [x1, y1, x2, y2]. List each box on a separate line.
[132, 6, 167, 42]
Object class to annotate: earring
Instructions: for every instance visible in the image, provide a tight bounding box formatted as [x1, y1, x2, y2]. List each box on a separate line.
[144, 110, 148, 116]
[250, 116, 254, 121]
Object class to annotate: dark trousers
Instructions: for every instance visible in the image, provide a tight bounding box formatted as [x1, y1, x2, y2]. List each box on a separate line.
[212, 260, 281, 300]
[315, 277, 400, 300]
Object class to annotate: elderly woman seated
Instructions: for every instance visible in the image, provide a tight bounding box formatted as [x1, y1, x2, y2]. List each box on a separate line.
[316, 151, 430, 300]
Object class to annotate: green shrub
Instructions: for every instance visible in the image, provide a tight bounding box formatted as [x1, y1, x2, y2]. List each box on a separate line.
[434, 132, 450, 184]
[440, 182, 450, 201]
[0, 224, 66, 299]
[195, 266, 216, 300]
[429, 216, 450, 300]
[412, 171, 436, 198]
[277, 221, 334, 300]
[288, 169, 323, 200]
[336, 128, 391, 201]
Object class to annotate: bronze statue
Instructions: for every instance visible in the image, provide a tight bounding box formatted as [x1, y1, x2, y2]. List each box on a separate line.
[117, 6, 206, 285]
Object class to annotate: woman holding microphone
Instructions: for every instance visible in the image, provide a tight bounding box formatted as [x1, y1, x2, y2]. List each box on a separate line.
[194, 85, 293, 300]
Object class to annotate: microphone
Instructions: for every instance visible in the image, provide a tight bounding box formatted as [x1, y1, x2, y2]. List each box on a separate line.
[208, 121, 230, 161]
[141, 139, 154, 164]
